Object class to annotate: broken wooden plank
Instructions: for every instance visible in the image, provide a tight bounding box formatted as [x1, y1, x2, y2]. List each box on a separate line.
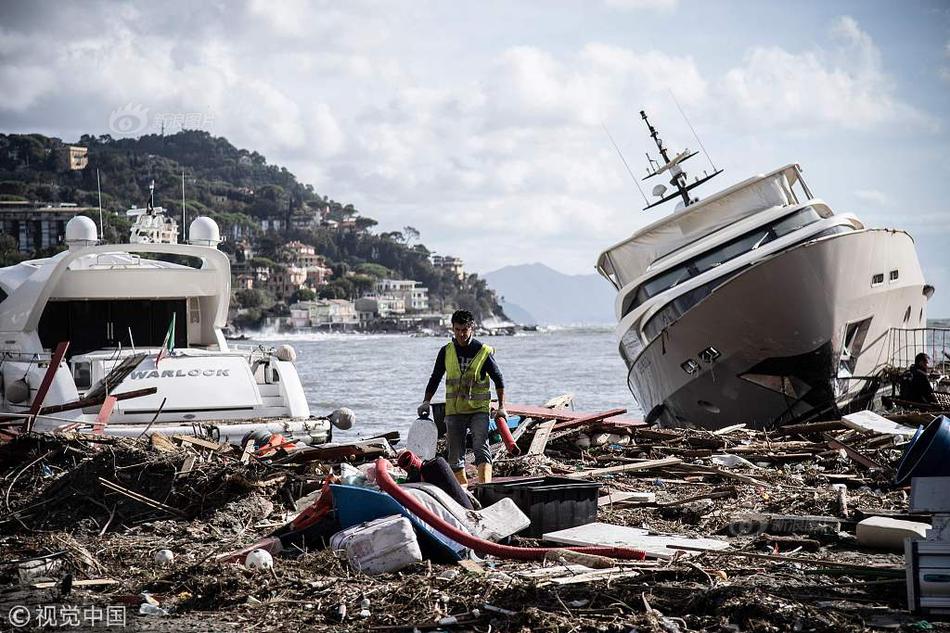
[457, 559, 485, 575]
[25, 341, 69, 432]
[527, 419, 556, 456]
[598, 491, 656, 507]
[38, 387, 157, 415]
[33, 578, 118, 589]
[92, 396, 117, 435]
[506, 404, 643, 426]
[551, 408, 628, 432]
[672, 545, 903, 575]
[543, 522, 729, 559]
[824, 435, 885, 470]
[175, 435, 228, 451]
[773, 419, 848, 436]
[176, 454, 197, 478]
[564, 457, 682, 479]
[98, 477, 186, 518]
[712, 423, 747, 435]
[544, 569, 641, 586]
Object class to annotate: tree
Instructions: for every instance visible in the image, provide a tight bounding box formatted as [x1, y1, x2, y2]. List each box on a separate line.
[403, 225, 420, 246]
[292, 288, 316, 303]
[236, 288, 266, 308]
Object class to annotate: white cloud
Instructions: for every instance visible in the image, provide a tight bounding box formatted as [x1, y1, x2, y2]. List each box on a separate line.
[604, 0, 678, 11]
[718, 16, 934, 132]
[854, 189, 890, 206]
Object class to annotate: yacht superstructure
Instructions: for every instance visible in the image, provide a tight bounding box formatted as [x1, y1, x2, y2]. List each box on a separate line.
[596, 111, 933, 429]
[0, 202, 333, 443]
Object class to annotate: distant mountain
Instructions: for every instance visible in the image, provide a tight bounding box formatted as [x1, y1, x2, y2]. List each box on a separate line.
[483, 263, 615, 325]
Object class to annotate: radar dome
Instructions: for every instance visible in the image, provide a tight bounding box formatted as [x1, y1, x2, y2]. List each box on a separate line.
[64, 216, 98, 249]
[188, 216, 221, 247]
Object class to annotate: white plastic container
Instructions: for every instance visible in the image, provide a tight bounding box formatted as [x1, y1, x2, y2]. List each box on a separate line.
[329, 515, 422, 575]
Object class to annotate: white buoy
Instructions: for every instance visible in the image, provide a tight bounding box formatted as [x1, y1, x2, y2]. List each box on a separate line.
[153, 549, 175, 565]
[244, 549, 274, 570]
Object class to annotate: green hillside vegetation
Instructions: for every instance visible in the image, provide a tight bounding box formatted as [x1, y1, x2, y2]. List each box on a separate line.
[0, 131, 503, 322]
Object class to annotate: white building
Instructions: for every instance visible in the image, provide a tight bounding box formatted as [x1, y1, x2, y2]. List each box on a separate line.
[373, 279, 429, 312]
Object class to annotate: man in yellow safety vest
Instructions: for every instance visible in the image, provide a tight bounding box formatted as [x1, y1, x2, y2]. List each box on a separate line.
[418, 310, 507, 485]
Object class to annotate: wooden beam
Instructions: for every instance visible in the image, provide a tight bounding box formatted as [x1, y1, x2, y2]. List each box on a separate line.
[38, 387, 157, 415]
[563, 457, 682, 478]
[551, 408, 628, 432]
[25, 341, 69, 431]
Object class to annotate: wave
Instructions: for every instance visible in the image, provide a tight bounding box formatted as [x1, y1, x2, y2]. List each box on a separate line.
[238, 330, 403, 342]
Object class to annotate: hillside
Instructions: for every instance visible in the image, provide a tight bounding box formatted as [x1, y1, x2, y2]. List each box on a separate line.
[0, 131, 503, 321]
[483, 263, 615, 326]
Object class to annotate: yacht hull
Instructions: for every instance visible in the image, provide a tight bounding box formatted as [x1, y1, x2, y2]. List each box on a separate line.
[624, 229, 928, 429]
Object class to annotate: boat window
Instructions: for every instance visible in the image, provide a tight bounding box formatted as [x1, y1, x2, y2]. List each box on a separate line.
[639, 221, 851, 343]
[0, 288, 6, 304]
[625, 206, 823, 319]
[871, 273, 884, 286]
[38, 299, 188, 357]
[889, 270, 899, 282]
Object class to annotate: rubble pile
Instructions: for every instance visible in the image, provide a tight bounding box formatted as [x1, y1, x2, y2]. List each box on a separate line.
[0, 408, 946, 632]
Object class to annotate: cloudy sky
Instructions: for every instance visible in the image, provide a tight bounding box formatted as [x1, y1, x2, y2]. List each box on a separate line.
[2, 0, 949, 314]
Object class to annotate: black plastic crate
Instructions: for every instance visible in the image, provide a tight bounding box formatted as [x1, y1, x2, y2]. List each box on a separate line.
[475, 476, 600, 537]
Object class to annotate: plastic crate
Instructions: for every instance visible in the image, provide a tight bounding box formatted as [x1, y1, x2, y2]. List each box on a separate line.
[475, 476, 600, 537]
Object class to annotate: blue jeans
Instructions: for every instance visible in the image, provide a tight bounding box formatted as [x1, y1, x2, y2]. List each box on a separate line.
[445, 412, 491, 470]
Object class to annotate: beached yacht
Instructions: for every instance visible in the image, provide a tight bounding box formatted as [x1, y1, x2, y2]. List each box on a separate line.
[596, 111, 933, 429]
[0, 199, 334, 443]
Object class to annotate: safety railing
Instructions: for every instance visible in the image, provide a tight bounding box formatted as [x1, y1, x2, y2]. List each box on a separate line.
[887, 327, 950, 371]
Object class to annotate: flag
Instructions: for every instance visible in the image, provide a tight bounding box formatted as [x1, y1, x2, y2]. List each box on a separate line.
[156, 313, 176, 365]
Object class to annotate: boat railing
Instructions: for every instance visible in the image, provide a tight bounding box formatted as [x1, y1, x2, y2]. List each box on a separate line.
[886, 327, 950, 371]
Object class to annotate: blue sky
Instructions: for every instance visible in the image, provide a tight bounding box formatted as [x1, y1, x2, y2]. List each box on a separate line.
[1, 0, 948, 314]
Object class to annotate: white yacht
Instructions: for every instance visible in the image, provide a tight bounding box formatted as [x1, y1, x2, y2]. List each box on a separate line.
[596, 111, 934, 429]
[0, 198, 336, 443]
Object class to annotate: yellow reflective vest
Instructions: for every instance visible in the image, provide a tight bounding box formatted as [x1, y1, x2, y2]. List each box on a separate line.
[444, 341, 494, 415]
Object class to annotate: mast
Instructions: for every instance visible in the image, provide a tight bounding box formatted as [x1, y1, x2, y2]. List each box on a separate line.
[639, 110, 722, 212]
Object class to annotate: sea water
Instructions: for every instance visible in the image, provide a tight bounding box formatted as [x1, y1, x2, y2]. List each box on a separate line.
[247, 326, 641, 441]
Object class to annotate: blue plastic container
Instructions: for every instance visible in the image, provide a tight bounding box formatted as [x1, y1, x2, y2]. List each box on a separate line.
[894, 415, 950, 485]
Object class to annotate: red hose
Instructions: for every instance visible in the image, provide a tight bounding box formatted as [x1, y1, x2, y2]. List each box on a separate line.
[495, 414, 521, 456]
[375, 458, 645, 561]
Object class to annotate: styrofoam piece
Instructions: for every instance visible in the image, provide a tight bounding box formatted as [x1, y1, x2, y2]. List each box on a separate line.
[842, 411, 917, 437]
[469, 497, 531, 541]
[402, 482, 530, 541]
[856, 516, 930, 551]
[406, 418, 438, 461]
[330, 514, 423, 575]
[542, 522, 730, 559]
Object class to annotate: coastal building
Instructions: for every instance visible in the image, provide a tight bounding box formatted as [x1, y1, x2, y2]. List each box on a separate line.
[290, 299, 359, 330]
[266, 264, 307, 300]
[374, 278, 429, 312]
[0, 201, 98, 253]
[355, 295, 406, 325]
[432, 254, 465, 281]
[285, 240, 333, 287]
[65, 146, 88, 171]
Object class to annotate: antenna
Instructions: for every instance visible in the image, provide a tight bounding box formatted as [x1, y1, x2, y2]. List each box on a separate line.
[181, 170, 186, 242]
[669, 89, 718, 173]
[148, 180, 155, 212]
[96, 168, 104, 237]
[639, 109, 722, 212]
[601, 123, 649, 206]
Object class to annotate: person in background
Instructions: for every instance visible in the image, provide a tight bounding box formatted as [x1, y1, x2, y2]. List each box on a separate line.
[418, 310, 507, 485]
[899, 352, 937, 405]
